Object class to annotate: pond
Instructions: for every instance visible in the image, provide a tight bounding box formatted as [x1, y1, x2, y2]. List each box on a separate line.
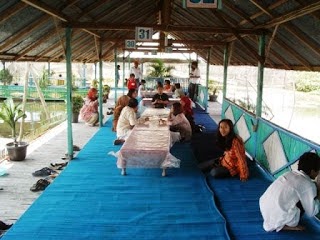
[0, 101, 66, 140]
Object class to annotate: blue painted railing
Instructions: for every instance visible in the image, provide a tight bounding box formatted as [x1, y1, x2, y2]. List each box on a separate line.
[0, 85, 89, 100]
[221, 98, 320, 179]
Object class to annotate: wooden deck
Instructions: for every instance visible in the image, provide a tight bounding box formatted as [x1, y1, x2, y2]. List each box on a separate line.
[0, 97, 221, 225]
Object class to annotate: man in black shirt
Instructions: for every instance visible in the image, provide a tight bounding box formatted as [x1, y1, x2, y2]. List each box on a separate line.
[152, 83, 169, 108]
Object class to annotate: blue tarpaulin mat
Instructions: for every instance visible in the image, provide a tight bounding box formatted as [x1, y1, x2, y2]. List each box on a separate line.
[2, 117, 229, 240]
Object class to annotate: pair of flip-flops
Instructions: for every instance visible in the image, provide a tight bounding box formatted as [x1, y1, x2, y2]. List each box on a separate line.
[30, 178, 51, 192]
[32, 167, 57, 177]
[50, 162, 68, 170]
[0, 221, 12, 231]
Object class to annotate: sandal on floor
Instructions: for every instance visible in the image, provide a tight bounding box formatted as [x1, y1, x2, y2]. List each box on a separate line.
[32, 167, 57, 177]
[30, 179, 51, 192]
[73, 145, 81, 151]
[0, 221, 12, 231]
[50, 162, 68, 168]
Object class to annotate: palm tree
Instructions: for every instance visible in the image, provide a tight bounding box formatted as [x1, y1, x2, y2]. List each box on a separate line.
[148, 59, 175, 77]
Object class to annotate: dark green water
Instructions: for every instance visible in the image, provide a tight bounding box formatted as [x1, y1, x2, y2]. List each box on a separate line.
[0, 101, 66, 138]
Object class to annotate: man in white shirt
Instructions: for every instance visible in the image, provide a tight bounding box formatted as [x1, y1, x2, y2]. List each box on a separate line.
[259, 152, 320, 232]
[115, 98, 139, 145]
[130, 60, 142, 87]
[188, 61, 200, 101]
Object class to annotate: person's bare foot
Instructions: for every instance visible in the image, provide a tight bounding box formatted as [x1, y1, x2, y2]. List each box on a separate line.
[282, 225, 305, 231]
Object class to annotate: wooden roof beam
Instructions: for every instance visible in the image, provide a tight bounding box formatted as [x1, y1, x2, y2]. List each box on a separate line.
[21, 0, 100, 38]
[49, 32, 92, 61]
[214, 11, 264, 64]
[0, 2, 27, 24]
[249, 0, 273, 17]
[92, 38, 226, 46]
[0, 15, 50, 52]
[257, 1, 320, 29]
[62, 0, 81, 10]
[34, 30, 83, 61]
[61, 22, 264, 35]
[223, 1, 257, 26]
[14, 27, 62, 61]
[249, 1, 320, 61]
[273, 37, 313, 70]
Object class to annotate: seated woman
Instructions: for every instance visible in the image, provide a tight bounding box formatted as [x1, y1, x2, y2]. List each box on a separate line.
[152, 83, 169, 108]
[167, 102, 192, 142]
[79, 88, 99, 126]
[163, 79, 172, 92]
[198, 119, 249, 181]
[173, 83, 184, 98]
[127, 89, 138, 99]
[112, 95, 130, 132]
[180, 95, 197, 131]
[114, 98, 139, 145]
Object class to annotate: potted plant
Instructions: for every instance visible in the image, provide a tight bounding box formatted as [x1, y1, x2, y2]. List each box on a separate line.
[72, 95, 84, 123]
[103, 84, 110, 103]
[0, 98, 28, 161]
[208, 80, 222, 102]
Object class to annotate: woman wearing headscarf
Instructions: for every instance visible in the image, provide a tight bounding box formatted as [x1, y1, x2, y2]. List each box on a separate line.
[79, 88, 99, 126]
[112, 95, 130, 132]
[180, 95, 197, 133]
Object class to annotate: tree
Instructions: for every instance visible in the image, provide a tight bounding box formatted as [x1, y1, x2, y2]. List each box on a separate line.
[0, 69, 13, 85]
[39, 67, 54, 88]
[148, 59, 175, 77]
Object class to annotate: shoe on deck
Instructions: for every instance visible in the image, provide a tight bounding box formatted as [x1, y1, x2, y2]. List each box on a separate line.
[113, 139, 124, 145]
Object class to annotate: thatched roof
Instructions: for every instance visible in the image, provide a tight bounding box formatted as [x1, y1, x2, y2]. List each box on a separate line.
[1, 0, 320, 71]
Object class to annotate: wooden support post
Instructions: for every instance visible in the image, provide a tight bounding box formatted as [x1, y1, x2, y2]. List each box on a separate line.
[98, 39, 103, 127]
[65, 27, 74, 159]
[256, 34, 266, 118]
[205, 48, 211, 112]
[223, 43, 229, 100]
[114, 47, 118, 103]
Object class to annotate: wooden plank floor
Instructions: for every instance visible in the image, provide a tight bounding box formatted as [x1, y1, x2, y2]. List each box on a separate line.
[0, 97, 221, 226]
[0, 102, 113, 225]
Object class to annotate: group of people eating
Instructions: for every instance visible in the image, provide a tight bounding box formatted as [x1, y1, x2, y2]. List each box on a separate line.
[78, 61, 320, 234]
[112, 80, 194, 145]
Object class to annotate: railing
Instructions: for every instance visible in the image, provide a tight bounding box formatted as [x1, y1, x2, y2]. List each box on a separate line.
[23, 113, 67, 142]
[0, 85, 88, 100]
[0, 113, 66, 160]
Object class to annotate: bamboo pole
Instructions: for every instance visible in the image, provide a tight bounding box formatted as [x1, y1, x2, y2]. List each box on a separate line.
[30, 65, 50, 119]
[18, 64, 29, 142]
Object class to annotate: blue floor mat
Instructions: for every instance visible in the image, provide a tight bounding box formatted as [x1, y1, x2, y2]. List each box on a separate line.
[192, 108, 320, 239]
[207, 161, 320, 239]
[2, 119, 229, 240]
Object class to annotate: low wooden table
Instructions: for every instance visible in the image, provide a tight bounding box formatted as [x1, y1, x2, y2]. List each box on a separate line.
[116, 108, 180, 176]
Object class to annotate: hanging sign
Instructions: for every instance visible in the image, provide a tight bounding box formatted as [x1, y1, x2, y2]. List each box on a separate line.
[135, 27, 153, 42]
[185, 0, 218, 9]
[125, 40, 136, 49]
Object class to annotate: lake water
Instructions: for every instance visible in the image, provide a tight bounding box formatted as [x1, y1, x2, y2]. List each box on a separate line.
[0, 101, 66, 139]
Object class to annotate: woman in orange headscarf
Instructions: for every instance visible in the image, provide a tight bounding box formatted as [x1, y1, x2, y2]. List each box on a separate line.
[80, 88, 99, 126]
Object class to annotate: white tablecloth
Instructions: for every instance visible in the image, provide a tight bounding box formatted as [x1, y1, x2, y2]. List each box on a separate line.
[117, 108, 180, 171]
